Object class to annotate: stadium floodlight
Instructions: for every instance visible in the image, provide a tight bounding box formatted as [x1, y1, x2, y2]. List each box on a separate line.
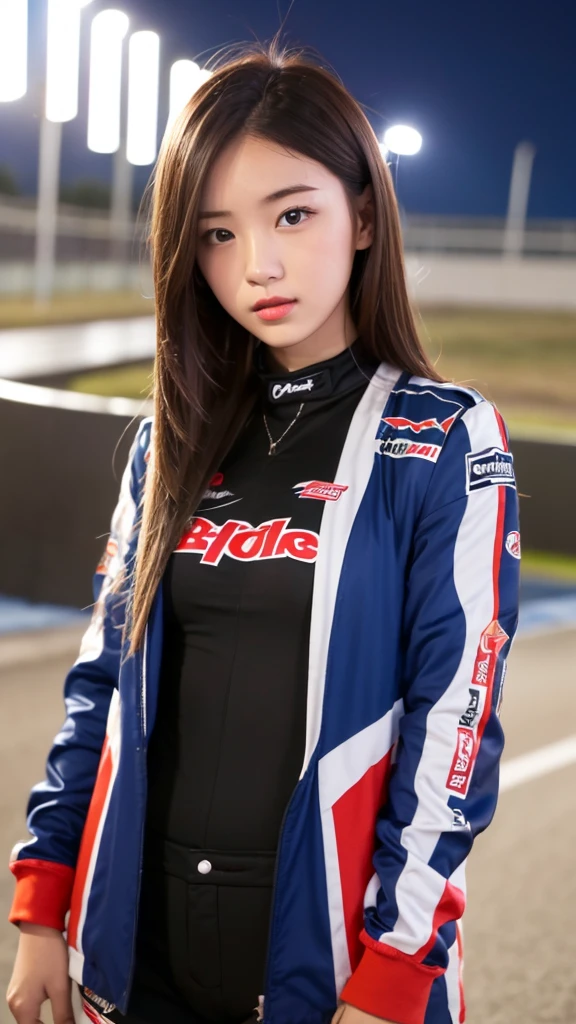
[166, 61, 213, 135]
[0, 0, 28, 102]
[46, 0, 95, 123]
[168, 59, 200, 130]
[87, 9, 130, 153]
[383, 125, 423, 157]
[126, 30, 160, 166]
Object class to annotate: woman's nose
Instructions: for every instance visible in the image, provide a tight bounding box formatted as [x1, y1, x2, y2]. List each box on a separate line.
[244, 235, 283, 284]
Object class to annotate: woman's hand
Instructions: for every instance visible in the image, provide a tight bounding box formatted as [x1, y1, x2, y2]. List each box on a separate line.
[6, 922, 74, 1024]
[331, 1001, 396, 1024]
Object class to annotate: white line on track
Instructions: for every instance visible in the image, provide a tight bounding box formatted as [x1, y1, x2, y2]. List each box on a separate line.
[500, 735, 576, 792]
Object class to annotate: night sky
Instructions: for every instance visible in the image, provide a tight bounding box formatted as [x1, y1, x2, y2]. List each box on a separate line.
[1, 0, 574, 219]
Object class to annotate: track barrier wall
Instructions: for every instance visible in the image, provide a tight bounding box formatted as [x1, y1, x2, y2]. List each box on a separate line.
[0, 380, 574, 607]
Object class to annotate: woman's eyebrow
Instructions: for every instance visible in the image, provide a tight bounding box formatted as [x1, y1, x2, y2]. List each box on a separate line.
[198, 184, 320, 220]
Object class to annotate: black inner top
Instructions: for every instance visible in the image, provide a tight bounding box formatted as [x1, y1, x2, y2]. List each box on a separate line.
[144, 337, 380, 852]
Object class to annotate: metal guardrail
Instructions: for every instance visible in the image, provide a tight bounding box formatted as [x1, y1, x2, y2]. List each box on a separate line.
[0, 197, 145, 263]
[403, 220, 576, 258]
[0, 196, 145, 240]
[1, 197, 576, 260]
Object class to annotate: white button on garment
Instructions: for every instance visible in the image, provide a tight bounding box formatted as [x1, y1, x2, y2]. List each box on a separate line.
[197, 859, 212, 874]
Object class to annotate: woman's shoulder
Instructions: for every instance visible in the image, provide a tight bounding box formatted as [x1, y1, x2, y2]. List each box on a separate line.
[124, 417, 154, 504]
[375, 367, 509, 468]
[384, 369, 502, 434]
[134, 415, 154, 463]
[391, 370, 487, 411]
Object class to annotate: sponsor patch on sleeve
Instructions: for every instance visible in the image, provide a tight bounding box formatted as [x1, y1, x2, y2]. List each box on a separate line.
[505, 530, 521, 558]
[446, 620, 509, 796]
[465, 447, 516, 493]
[446, 727, 476, 795]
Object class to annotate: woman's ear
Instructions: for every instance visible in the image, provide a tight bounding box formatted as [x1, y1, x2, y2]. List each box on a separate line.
[355, 183, 375, 251]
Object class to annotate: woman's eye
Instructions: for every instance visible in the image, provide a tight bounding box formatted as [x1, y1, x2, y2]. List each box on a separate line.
[203, 227, 233, 245]
[278, 206, 314, 227]
[201, 207, 314, 245]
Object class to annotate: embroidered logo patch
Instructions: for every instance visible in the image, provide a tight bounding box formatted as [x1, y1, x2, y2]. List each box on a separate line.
[382, 414, 459, 435]
[472, 620, 509, 689]
[375, 437, 442, 462]
[505, 530, 521, 559]
[446, 620, 509, 797]
[268, 369, 330, 403]
[446, 727, 476, 795]
[293, 480, 348, 502]
[465, 447, 515, 493]
[458, 686, 485, 729]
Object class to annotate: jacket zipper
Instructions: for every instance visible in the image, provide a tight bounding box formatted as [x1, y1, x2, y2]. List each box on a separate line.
[124, 620, 149, 1010]
[261, 779, 300, 1024]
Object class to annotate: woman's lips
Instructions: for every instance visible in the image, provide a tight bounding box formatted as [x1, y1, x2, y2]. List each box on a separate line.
[254, 301, 297, 321]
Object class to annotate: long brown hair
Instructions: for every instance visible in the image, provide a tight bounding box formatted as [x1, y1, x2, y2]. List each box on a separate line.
[119, 33, 444, 658]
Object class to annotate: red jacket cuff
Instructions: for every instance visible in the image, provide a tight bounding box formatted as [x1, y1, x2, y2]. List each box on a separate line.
[339, 929, 445, 1024]
[8, 858, 75, 932]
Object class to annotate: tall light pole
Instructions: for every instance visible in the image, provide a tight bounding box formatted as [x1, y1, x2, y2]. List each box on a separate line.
[380, 125, 423, 232]
[4, 3, 213, 301]
[109, 28, 161, 286]
[34, 0, 95, 306]
[502, 141, 536, 260]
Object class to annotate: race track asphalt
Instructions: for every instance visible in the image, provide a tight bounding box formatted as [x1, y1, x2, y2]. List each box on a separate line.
[0, 624, 574, 1024]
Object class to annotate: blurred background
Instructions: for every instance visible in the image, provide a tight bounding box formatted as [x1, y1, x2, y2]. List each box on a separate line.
[0, 2, 575, 1022]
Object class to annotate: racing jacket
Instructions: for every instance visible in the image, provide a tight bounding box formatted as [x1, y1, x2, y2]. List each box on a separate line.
[8, 361, 520, 1024]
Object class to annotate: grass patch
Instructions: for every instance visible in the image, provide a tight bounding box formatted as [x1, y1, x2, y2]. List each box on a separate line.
[68, 363, 154, 399]
[417, 306, 576, 427]
[0, 289, 153, 328]
[66, 306, 576, 433]
[521, 550, 576, 583]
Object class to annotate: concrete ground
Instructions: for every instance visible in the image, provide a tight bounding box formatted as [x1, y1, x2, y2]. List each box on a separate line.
[0, 624, 575, 1024]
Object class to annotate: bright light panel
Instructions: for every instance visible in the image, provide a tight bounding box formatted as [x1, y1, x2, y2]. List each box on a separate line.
[383, 125, 423, 156]
[126, 30, 160, 166]
[45, 0, 94, 122]
[87, 9, 129, 154]
[0, 0, 28, 102]
[167, 59, 200, 131]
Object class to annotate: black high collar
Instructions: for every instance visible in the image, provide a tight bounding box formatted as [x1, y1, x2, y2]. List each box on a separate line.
[253, 337, 379, 410]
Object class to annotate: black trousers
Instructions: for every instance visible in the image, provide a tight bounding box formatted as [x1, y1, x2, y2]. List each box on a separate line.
[87, 830, 277, 1024]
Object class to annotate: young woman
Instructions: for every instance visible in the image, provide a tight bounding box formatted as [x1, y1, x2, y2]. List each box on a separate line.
[7, 37, 520, 1024]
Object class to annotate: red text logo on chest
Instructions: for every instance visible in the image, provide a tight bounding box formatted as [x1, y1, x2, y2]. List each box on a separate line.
[176, 517, 319, 564]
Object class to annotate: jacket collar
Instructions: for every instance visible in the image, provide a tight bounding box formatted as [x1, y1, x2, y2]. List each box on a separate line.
[253, 337, 379, 410]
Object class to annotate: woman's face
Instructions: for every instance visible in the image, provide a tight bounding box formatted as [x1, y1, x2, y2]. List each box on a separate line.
[195, 134, 374, 370]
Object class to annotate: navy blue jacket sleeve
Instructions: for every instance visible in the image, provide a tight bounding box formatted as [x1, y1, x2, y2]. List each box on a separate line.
[340, 399, 520, 1024]
[8, 417, 151, 931]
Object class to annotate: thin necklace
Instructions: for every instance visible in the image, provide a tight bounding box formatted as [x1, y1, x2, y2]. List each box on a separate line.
[263, 402, 305, 456]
